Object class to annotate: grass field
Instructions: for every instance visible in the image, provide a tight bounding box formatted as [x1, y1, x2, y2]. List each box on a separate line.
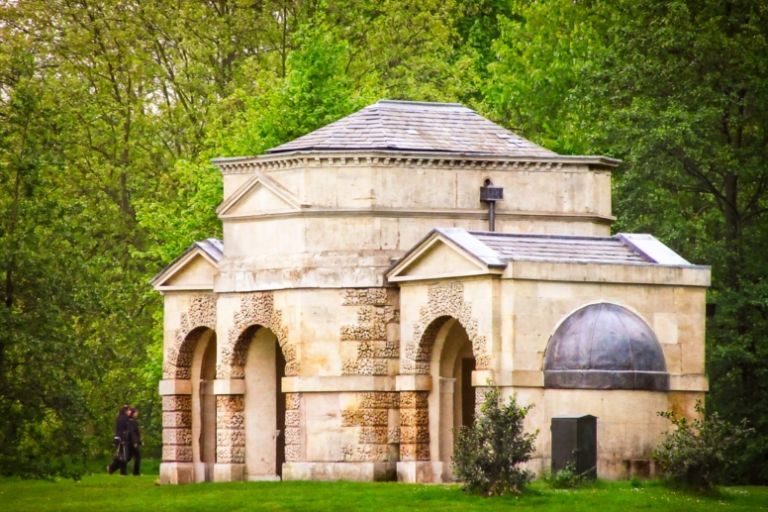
[2, 472, 767, 512]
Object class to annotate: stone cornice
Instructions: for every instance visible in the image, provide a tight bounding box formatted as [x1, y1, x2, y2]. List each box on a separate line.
[219, 206, 616, 224]
[212, 150, 620, 174]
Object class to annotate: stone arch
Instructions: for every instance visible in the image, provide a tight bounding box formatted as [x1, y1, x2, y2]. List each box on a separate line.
[219, 292, 296, 378]
[164, 294, 217, 379]
[403, 282, 489, 374]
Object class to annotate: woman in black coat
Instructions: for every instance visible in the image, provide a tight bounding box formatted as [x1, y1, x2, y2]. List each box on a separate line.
[107, 405, 130, 475]
[126, 407, 142, 476]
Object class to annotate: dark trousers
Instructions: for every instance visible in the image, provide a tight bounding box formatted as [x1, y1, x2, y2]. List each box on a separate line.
[108, 444, 127, 475]
[126, 445, 141, 475]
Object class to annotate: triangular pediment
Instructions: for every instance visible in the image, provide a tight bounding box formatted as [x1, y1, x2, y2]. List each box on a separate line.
[387, 229, 506, 283]
[217, 174, 303, 218]
[151, 245, 220, 292]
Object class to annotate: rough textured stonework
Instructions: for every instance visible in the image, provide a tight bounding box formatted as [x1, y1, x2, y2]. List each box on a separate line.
[220, 293, 297, 377]
[404, 282, 489, 374]
[340, 288, 400, 376]
[216, 395, 245, 464]
[399, 391, 430, 461]
[162, 394, 193, 463]
[163, 445, 193, 462]
[164, 294, 216, 379]
[284, 393, 303, 462]
[340, 392, 399, 462]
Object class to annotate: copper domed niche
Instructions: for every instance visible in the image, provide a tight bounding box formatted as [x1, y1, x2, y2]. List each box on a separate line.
[543, 303, 669, 391]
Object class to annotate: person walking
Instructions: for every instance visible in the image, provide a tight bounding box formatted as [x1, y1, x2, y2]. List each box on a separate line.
[126, 407, 142, 476]
[107, 405, 130, 475]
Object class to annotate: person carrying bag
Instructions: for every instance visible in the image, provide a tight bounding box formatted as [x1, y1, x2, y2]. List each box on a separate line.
[107, 405, 130, 475]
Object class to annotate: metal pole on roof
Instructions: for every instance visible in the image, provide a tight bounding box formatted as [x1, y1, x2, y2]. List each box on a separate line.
[489, 201, 496, 232]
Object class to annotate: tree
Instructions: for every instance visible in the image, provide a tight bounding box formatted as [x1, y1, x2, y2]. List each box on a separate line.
[484, 0, 768, 483]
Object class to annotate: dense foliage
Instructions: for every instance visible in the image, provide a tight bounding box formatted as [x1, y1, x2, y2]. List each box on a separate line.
[453, 388, 536, 496]
[1, 0, 766, 480]
[654, 401, 753, 490]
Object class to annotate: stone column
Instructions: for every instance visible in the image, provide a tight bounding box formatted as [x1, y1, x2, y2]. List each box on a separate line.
[395, 374, 442, 482]
[213, 379, 246, 482]
[159, 379, 195, 484]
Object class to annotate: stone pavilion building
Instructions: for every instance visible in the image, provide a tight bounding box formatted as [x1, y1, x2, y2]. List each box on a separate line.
[151, 100, 709, 484]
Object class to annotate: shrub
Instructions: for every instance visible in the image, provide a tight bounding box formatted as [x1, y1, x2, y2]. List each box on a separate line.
[452, 388, 537, 496]
[543, 462, 587, 489]
[653, 400, 753, 491]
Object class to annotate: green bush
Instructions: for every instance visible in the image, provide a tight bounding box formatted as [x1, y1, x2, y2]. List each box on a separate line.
[653, 401, 753, 491]
[543, 462, 588, 489]
[452, 388, 537, 496]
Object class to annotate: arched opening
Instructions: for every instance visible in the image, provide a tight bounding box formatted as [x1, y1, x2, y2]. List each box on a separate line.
[241, 325, 286, 480]
[425, 317, 475, 481]
[189, 327, 217, 482]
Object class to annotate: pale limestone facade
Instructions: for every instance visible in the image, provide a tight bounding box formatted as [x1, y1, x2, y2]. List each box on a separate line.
[152, 100, 709, 484]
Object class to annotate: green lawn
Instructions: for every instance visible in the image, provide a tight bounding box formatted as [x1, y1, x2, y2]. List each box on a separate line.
[1, 473, 766, 512]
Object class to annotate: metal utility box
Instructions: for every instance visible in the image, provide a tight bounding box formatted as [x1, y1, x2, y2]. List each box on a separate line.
[479, 185, 503, 202]
[551, 415, 597, 479]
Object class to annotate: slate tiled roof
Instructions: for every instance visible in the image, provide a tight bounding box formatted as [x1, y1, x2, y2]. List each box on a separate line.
[267, 100, 557, 157]
[471, 232, 651, 265]
[194, 238, 224, 263]
[434, 228, 692, 267]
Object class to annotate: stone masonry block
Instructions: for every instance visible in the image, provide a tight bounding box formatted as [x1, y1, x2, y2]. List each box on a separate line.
[399, 391, 428, 409]
[163, 445, 192, 463]
[400, 408, 429, 427]
[162, 411, 192, 429]
[285, 444, 302, 462]
[284, 427, 302, 446]
[216, 412, 245, 430]
[162, 428, 192, 446]
[162, 395, 191, 412]
[361, 409, 388, 426]
[341, 408, 361, 427]
[216, 395, 245, 413]
[399, 426, 430, 444]
[285, 393, 301, 410]
[217, 446, 245, 464]
[361, 392, 399, 409]
[217, 428, 245, 447]
[285, 410, 301, 427]
[359, 426, 389, 444]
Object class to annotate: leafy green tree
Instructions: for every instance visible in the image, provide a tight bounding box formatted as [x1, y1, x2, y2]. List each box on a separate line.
[485, 0, 768, 482]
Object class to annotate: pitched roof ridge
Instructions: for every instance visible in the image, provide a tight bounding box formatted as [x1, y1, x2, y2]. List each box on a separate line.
[265, 99, 558, 157]
[368, 102, 395, 149]
[377, 99, 467, 108]
[469, 231, 618, 242]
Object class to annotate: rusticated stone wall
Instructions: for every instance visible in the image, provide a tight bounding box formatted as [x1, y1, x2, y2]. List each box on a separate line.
[340, 288, 400, 376]
[216, 395, 245, 464]
[340, 392, 400, 462]
[399, 391, 430, 461]
[284, 393, 303, 462]
[162, 395, 193, 462]
[219, 292, 297, 378]
[164, 294, 216, 379]
[403, 282, 489, 374]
